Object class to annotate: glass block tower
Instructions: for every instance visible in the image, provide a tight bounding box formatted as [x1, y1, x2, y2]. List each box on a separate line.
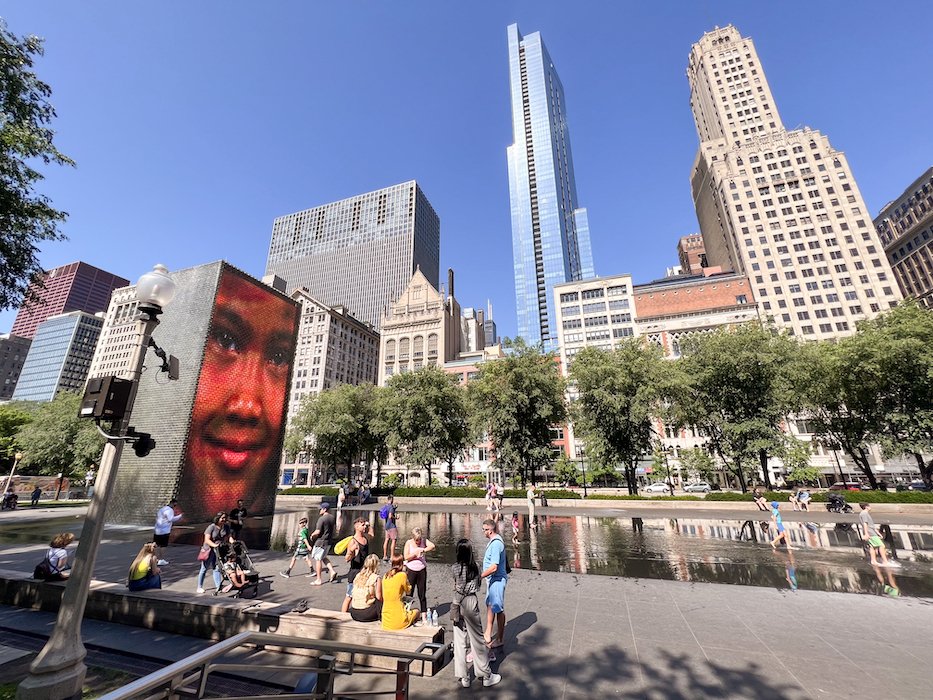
[688, 26, 900, 339]
[265, 181, 440, 330]
[507, 24, 594, 348]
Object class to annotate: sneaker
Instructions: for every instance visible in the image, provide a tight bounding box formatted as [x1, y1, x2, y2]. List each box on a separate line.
[157, 559, 169, 566]
[279, 570, 290, 578]
[483, 673, 502, 687]
[459, 677, 470, 688]
[196, 587, 205, 594]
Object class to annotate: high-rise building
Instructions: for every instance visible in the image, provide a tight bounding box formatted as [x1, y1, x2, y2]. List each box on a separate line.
[11, 312, 104, 402]
[688, 26, 900, 339]
[677, 234, 708, 275]
[265, 181, 440, 330]
[0, 333, 31, 401]
[507, 24, 594, 347]
[875, 166, 933, 308]
[10, 262, 129, 340]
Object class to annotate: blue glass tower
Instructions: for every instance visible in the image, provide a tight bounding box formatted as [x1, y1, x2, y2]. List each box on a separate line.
[507, 24, 594, 347]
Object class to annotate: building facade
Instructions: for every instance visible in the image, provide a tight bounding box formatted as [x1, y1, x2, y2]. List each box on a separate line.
[875, 166, 933, 308]
[265, 181, 440, 330]
[677, 233, 707, 275]
[507, 24, 594, 348]
[688, 26, 900, 339]
[86, 286, 140, 381]
[280, 289, 379, 486]
[12, 312, 104, 402]
[0, 334, 32, 401]
[11, 261, 128, 340]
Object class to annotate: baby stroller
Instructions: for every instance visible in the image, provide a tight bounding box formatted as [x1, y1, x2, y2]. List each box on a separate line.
[825, 492, 853, 514]
[215, 540, 260, 598]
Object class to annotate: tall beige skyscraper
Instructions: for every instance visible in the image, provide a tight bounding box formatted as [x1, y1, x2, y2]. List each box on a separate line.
[688, 26, 900, 339]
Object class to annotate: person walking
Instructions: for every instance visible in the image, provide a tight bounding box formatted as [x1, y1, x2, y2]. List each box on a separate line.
[451, 538, 502, 689]
[381, 554, 419, 630]
[196, 512, 230, 593]
[403, 526, 436, 623]
[381, 495, 399, 561]
[309, 502, 337, 586]
[228, 499, 248, 541]
[526, 485, 537, 529]
[769, 501, 792, 550]
[280, 516, 314, 578]
[337, 483, 347, 511]
[481, 518, 508, 650]
[30, 485, 41, 507]
[859, 503, 898, 567]
[341, 517, 373, 612]
[127, 542, 162, 591]
[153, 497, 182, 566]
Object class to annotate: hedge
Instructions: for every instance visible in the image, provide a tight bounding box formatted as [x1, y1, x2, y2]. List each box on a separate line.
[705, 490, 933, 504]
[586, 494, 703, 501]
[278, 486, 583, 499]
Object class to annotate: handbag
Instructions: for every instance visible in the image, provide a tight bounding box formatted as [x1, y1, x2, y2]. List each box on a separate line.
[197, 545, 211, 562]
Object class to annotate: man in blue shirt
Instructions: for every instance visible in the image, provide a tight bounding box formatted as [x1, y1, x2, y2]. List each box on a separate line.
[481, 518, 508, 650]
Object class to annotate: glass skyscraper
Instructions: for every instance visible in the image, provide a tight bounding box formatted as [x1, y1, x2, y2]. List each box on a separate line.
[507, 24, 594, 347]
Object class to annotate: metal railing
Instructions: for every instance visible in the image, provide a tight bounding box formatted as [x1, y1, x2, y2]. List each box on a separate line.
[98, 631, 447, 700]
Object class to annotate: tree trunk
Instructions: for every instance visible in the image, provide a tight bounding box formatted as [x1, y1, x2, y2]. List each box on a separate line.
[735, 460, 748, 493]
[426, 463, 433, 487]
[847, 445, 878, 489]
[914, 452, 932, 488]
[625, 460, 637, 495]
[447, 459, 455, 487]
[759, 449, 772, 490]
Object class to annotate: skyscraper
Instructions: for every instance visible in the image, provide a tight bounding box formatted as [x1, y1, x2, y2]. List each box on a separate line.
[10, 261, 129, 340]
[507, 24, 594, 347]
[265, 181, 440, 330]
[688, 26, 900, 339]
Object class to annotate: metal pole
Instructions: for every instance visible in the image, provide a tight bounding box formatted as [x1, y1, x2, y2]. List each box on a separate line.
[580, 458, 587, 498]
[18, 308, 160, 700]
[3, 453, 22, 496]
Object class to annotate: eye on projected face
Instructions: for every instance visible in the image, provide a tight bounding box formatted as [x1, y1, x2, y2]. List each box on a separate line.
[182, 271, 297, 521]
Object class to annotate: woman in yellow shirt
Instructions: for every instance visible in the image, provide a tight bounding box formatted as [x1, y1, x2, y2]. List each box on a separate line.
[127, 542, 162, 591]
[381, 554, 419, 630]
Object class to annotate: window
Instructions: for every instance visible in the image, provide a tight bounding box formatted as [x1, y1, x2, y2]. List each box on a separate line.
[581, 288, 604, 300]
[559, 292, 579, 303]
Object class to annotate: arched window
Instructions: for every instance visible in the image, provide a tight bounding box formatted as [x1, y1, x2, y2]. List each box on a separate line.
[385, 339, 396, 361]
[413, 335, 424, 359]
[399, 337, 410, 362]
[428, 333, 438, 357]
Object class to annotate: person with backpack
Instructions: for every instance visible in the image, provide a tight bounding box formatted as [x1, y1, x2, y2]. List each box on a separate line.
[381, 495, 398, 561]
[34, 532, 75, 581]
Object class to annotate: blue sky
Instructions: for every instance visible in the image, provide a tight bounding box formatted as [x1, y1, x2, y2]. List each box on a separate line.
[3, 2, 932, 339]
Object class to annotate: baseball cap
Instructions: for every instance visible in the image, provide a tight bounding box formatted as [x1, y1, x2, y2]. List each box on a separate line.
[771, 501, 779, 508]
[320, 502, 331, 511]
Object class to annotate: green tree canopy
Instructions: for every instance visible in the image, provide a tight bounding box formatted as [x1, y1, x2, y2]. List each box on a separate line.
[468, 338, 567, 487]
[677, 446, 718, 484]
[381, 366, 470, 486]
[14, 392, 104, 477]
[552, 454, 579, 486]
[0, 402, 32, 465]
[0, 20, 74, 311]
[672, 324, 797, 492]
[569, 339, 670, 494]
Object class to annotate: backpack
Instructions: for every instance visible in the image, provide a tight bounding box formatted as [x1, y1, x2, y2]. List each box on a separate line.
[380, 504, 391, 520]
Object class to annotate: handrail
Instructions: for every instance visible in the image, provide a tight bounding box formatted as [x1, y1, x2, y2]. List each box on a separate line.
[98, 631, 447, 700]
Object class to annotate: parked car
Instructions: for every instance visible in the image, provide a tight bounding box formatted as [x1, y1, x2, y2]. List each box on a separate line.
[828, 482, 862, 491]
[643, 482, 673, 494]
[907, 480, 932, 491]
[683, 482, 712, 493]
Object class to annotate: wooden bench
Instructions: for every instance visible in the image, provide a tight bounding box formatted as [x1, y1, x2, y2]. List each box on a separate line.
[0, 569, 445, 675]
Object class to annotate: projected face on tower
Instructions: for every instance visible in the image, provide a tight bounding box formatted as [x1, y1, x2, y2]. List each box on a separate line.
[179, 269, 298, 523]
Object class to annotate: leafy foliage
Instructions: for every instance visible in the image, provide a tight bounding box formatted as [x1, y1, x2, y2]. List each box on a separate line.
[570, 340, 670, 494]
[0, 402, 32, 463]
[678, 446, 718, 483]
[468, 338, 567, 486]
[14, 392, 104, 476]
[0, 20, 74, 311]
[552, 454, 580, 486]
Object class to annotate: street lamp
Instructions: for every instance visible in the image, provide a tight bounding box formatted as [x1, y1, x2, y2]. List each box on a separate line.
[577, 453, 588, 498]
[18, 264, 176, 700]
[3, 451, 24, 497]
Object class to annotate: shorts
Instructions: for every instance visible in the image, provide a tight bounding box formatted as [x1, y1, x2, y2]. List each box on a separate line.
[153, 533, 169, 547]
[386, 527, 398, 540]
[868, 535, 884, 549]
[311, 546, 327, 561]
[486, 578, 506, 614]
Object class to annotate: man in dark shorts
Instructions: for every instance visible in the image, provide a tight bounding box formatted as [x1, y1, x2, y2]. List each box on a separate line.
[153, 498, 182, 565]
[341, 516, 373, 612]
[228, 499, 248, 541]
[309, 502, 337, 586]
[381, 495, 398, 561]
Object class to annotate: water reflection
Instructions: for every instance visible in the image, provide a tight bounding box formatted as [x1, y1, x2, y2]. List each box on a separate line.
[267, 508, 933, 599]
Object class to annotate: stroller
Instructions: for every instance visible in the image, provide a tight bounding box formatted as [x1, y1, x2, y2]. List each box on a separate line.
[215, 540, 260, 598]
[825, 492, 853, 514]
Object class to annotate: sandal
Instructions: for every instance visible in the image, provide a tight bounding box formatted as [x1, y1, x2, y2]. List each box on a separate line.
[310, 580, 323, 586]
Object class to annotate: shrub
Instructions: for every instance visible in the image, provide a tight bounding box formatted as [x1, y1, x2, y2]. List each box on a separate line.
[586, 494, 703, 501]
[279, 487, 339, 497]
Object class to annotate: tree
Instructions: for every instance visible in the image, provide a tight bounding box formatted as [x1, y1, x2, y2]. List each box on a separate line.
[672, 324, 797, 493]
[678, 446, 718, 484]
[780, 437, 822, 486]
[553, 454, 579, 486]
[468, 338, 567, 487]
[14, 392, 104, 477]
[382, 366, 470, 486]
[0, 402, 32, 465]
[0, 20, 74, 311]
[285, 384, 375, 482]
[570, 340, 671, 494]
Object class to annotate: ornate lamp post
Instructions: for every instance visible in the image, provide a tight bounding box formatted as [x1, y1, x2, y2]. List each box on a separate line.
[18, 265, 176, 700]
[3, 451, 24, 496]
